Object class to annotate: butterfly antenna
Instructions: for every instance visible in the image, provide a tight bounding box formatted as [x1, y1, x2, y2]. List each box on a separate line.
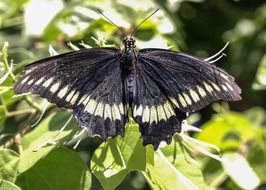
[97, 9, 127, 38]
[130, 8, 160, 38]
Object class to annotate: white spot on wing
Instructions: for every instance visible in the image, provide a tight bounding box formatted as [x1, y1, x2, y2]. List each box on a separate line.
[221, 73, 229, 80]
[85, 99, 97, 114]
[134, 105, 143, 117]
[21, 76, 29, 84]
[70, 91, 80, 104]
[65, 90, 75, 102]
[112, 104, 121, 120]
[163, 101, 175, 118]
[211, 82, 221, 91]
[204, 82, 213, 93]
[157, 105, 166, 121]
[79, 95, 87, 105]
[226, 82, 233, 91]
[94, 102, 104, 117]
[169, 97, 180, 108]
[183, 93, 192, 105]
[197, 85, 207, 97]
[178, 94, 187, 107]
[149, 106, 157, 124]
[27, 79, 34, 85]
[142, 106, 150, 123]
[43, 78, 54, 87]
[189, 89, 200, 102]
[118, 103, 124, 114]
[50, 82, 60, 93]
[104, 104, 112, 120]
[57, 86, 69, 98]
[222, 84, 228, 91]
[35, 77, 44, 85]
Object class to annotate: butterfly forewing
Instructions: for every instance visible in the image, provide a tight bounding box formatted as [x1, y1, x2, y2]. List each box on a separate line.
[138, 48, 241, 113]
[14, 48, 127, 139]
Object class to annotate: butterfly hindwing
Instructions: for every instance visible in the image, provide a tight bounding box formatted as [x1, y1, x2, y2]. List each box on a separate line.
[73, 64, 127, 140]
[138, 48, 241, 113]
[133, 64, 186, 149]
[15, 48, 127, 139]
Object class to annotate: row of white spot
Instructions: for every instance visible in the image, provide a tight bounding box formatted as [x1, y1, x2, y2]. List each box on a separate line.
[22, 76, 80, 105]
[21, 75, 125, 121]
[133, 101, 175, 124]
[170, 81, 233, 108]
[78, 95, 124, 120]
[133, 81, 233, 124]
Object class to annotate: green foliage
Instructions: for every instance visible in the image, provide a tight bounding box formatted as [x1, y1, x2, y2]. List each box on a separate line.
[18, 112, 78, 173]
[91, 122, 146, 190]
[0, 149, 19, 182]
[196, 112, 256, 151]
[16, 147, 91, 190]
[1, 0, 266, 190]
[0, 180, 21, 190]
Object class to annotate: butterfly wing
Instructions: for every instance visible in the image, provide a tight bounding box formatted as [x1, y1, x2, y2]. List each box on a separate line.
[137, 48, 241, 113]
[133, 48, 241, 149]
[133, 63, 186, 149]
[15, 48, 127, 139]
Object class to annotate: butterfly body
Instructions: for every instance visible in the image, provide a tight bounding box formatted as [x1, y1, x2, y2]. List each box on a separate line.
[122, 38, 138, 109]
[14, 37, 241, 149]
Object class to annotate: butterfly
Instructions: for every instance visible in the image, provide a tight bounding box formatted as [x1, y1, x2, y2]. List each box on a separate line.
[14, 11, 241, 150]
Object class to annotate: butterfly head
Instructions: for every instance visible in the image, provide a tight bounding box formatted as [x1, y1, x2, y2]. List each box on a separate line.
[123, 37, 136, 50]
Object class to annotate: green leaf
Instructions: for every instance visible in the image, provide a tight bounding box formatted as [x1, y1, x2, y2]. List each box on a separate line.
[222, 152, 260, 190]
[0, 149, 20, 182]
[16, 147, 91, 190]
[142, 140, 206, 190]
[143, 147, 199, 190]
[0, 180, 21, 190]
[252, 53, 266, 90]
[195, 112, 256, 151]
[91, 122, 146, 190]
[247, 127, 266, 182]
[19, 111, 78, 173]
[161, 140, 206, 189]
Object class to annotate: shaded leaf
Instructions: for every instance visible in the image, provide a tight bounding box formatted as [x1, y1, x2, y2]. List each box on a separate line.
[16, 147, 91, 190]
[0, 149, 20, 182]
[19, 111, 78, 173]
[252, 54, 266, 90]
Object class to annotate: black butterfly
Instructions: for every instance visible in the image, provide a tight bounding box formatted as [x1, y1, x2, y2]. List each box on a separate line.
[14, 12, 241, 150]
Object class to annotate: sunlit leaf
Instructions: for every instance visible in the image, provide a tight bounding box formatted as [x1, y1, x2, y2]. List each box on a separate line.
[195, 112, 256, 151]
[222, 153, 260, 190]
[91, 122, 146, 190]
[142, 146, 201, 190]
[0, 180, 21, 190]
